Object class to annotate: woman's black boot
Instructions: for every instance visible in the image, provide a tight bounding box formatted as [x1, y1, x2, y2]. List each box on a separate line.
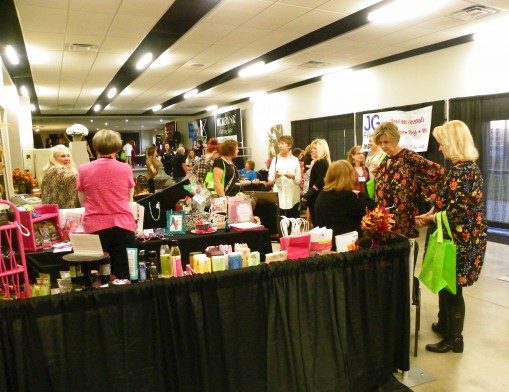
[426, 336, 464, 353]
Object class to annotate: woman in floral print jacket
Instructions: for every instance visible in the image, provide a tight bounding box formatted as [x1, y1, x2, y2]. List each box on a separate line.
[373, 121, 445, 238]
[416, 120, 487, 354]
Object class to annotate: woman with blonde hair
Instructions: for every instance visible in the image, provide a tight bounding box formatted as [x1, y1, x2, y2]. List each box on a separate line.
[41, 144, 79, 208]
[373, 121, 445, 237]
[416, 120, 487, 354]
[346, 145, 370, 193]
[301, 138, 331, 225]
[314, 160, 376, 244]
[146, 146, 162, 193]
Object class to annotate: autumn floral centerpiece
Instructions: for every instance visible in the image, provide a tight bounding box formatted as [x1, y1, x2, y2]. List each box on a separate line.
[12, 168, 38, 194]
[360, 206, 396, 247]
[65, 123, 89, 140]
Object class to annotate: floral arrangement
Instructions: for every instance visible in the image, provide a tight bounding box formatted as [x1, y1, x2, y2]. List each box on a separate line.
[65, 123, 89, 137]
[12, 168, 38, 191]
[360, 206, 395, 243]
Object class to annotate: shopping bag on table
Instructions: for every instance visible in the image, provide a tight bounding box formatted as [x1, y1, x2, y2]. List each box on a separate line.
[279, 217, 310, 260]
[309, 227, 333, 255]
[419, 211, 457, 294]
[280, 233, 311, 260]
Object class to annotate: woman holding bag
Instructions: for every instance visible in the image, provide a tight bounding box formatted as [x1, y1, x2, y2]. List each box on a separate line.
[415, 120, 487, 354]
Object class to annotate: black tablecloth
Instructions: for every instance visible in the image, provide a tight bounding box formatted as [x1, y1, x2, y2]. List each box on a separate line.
[2, 240, 410, 392]
[25, 228, 272, 284]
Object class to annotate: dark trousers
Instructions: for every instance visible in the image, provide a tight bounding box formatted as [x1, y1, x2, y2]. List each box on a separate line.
[93, 227, 136, 280]
[438, 285, 465, 338]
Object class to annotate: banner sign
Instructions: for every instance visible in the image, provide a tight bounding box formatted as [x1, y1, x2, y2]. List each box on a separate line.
[215, 109, 242, 143]
[362, 105, 433, 152]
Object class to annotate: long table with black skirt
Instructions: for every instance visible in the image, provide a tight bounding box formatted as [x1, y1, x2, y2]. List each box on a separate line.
[25, 228, 273, 284]
[1, 239, 410, 392]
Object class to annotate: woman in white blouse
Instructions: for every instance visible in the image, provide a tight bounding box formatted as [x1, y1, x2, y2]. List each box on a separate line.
[268, 135, 302, 218]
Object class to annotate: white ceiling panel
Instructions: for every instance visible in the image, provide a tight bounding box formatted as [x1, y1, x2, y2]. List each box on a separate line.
[16, 5, 67, 34]
[117, 0, 174, 17]
[244, 3, 313, 30]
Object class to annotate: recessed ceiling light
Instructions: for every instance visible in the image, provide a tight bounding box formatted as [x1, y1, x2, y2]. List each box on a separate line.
[152, 104, 162, 112]
[93, 104, 101, 112]
[20, 85, 29, 97]
[184, 89, 198, 99]
[136, 53, 153, 70]
[141, 125, 144, 128]
[105, 122, 108, 126]
[125, 119, 128, 122]
[107, 87, 117, 99]
[239, 61, 266, 77]
[30, 104, 36, 111]
[5, 45, 19, 65]
[90, 119, 94, 122]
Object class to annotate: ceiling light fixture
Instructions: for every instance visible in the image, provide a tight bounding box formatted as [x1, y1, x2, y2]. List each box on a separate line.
[136, 53, 153, 70]
[93, 104, 101, 112]
[239, 61, 266, 77]
[30, 104, 36, 112]
[152, 104, 162, 112]
[20, 85, 29, 97]
[5, 45, 19, 65]
[368, 0, 446, 22]
[107, 87, 117, 99]
[184, 89, 198, 99]
[206, 105, 218, 111]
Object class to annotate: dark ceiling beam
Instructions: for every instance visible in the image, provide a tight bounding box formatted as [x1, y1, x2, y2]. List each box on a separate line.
[143, 1, 388, 115]
[86, 0, 222, 115]
[0, 0, 40, 115]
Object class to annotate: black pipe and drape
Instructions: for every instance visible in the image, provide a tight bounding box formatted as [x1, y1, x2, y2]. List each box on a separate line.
[0, 240, 410, 392]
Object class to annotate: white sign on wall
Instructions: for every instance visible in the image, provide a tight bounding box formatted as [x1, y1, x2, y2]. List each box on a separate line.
[361, 105, 433, 152]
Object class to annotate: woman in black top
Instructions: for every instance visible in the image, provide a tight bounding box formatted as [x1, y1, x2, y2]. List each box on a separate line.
[213, 139, 241, 196]
[315, 160, 376, 247]
[302, 138, 331, 225]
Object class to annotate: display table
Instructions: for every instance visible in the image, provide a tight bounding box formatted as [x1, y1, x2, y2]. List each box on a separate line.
[0, 239, 410, 392]
[25, 228, 273, 284]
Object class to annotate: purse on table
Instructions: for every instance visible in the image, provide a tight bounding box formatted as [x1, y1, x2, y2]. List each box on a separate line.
[418, 211, 457, 295]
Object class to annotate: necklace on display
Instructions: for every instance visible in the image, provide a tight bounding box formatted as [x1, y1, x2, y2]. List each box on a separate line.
[148, 201, 161, 221]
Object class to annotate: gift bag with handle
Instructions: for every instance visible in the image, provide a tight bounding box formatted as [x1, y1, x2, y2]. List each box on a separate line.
[419, 211, 457, 294]
[279, 217, 311, 260]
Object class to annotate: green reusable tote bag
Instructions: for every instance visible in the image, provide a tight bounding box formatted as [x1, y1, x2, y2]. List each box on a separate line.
[419, 211, 457, 295]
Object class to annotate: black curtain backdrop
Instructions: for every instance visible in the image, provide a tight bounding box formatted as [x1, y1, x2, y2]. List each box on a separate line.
[291, 113, 355, 161]
[355, 100, 447, 166]
[0, 240, 410, 392]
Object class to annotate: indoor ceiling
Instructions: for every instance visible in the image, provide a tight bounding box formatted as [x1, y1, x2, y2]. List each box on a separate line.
[2, 0, 509, 134]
